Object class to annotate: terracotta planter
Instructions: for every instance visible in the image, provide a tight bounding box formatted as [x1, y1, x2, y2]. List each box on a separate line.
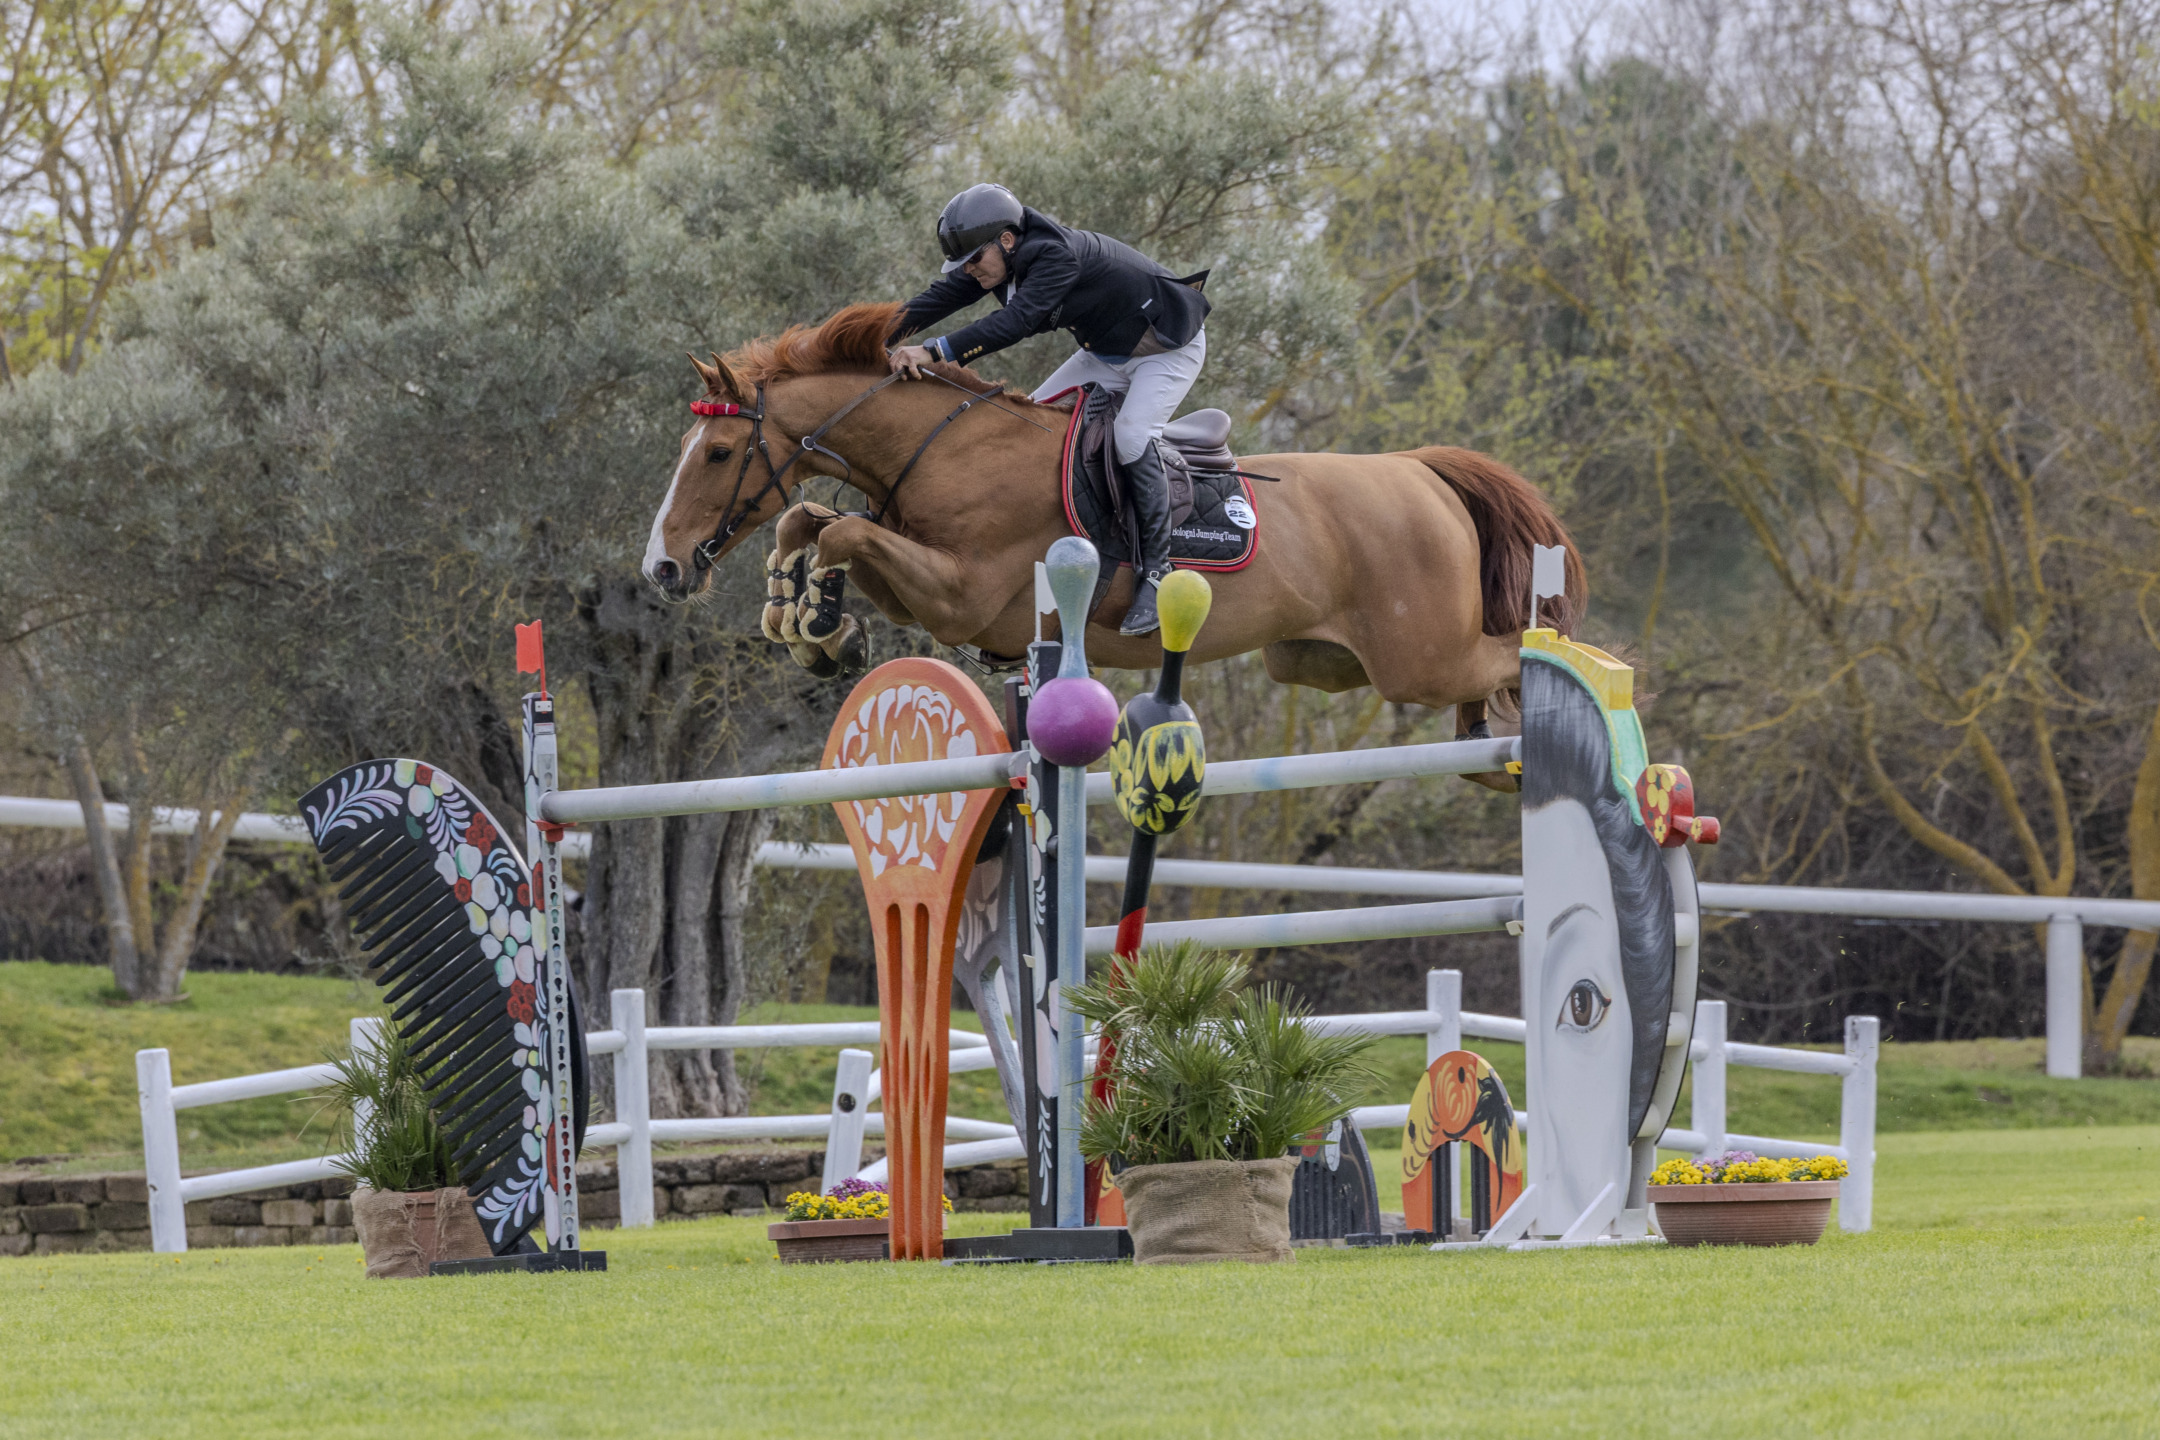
[350, 1185, 494, 1278]
[1649, 1181, 1839, 1247]
[1117, 1156, 1300, 1265]
[767, 1216, 891, 1263]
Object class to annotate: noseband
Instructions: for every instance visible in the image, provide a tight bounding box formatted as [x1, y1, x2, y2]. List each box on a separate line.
[685, 370, 1021, 573]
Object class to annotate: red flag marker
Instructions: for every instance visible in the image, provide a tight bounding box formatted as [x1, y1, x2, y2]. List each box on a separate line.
[515, 620, 548, 699]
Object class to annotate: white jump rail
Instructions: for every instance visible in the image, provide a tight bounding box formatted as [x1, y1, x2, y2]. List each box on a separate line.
[0, 794, 595, 857]
[138, 970, 1877, 1249]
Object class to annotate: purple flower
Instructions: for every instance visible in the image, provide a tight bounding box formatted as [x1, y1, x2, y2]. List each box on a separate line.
[827, 1177, 889, 1200]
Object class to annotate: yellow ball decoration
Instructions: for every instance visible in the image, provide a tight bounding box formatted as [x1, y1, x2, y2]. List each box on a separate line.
[1156, 569, 1213, 655]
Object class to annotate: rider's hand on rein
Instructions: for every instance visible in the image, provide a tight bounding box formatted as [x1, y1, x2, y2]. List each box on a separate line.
[889, 344, 934, 379]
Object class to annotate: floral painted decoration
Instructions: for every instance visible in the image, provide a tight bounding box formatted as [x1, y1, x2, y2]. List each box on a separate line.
[301, 757, 572, 1253]
[1635, 763, 1721, 848]
[826, 680, 989, 879]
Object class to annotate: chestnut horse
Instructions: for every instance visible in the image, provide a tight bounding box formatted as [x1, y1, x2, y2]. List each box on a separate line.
[642, 303, 1583, 731]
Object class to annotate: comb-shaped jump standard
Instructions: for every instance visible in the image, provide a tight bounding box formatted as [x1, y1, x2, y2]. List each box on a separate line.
[301, 758, 588, 1255]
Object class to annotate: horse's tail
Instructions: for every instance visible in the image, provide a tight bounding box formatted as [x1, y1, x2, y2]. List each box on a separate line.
[1399, 446, 1585, 637]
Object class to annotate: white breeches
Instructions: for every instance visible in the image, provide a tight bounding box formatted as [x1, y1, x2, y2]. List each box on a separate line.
[1031, 328, 1207, 464]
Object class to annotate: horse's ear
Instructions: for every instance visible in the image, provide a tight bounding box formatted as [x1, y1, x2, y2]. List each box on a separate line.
[687, 352, 719, 390]
[707, 351, 748, 403]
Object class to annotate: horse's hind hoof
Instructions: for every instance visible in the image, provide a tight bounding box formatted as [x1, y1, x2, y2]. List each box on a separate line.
[787, 639, 839, 678]
[835, 622, 869, 674]
[1467, 720, 1494, 741]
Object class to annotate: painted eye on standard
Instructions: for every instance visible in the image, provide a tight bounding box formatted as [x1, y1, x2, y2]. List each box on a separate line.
[1558, 978, 1611, 1032]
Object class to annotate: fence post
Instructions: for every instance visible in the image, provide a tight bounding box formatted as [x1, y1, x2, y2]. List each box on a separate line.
[138, 1049, 186, 1254]
[1841, 1015, 1878, 1233]
[823, 1048, 875, 1191]
[348, 1016, 383, 1149]
[1426, 969, 1461, 1064]
[2045, 915, 2083, 1079]
[1691, 999, 1727, 1158]
[1427, 970, 1464, 1234]
[611, 989, 654, 1227]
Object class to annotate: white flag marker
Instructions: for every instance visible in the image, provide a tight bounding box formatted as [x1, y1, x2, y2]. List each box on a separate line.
[1035, 561, 1052, 641]
[1530, 544, 1568, 631]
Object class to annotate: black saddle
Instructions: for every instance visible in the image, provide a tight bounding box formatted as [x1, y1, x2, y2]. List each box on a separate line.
[1059, 385, 1259, 573]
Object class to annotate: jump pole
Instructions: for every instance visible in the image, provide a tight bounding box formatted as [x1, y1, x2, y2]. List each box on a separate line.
[1089, 569, 1216, 1226]
[1041, 538, 1104, 1230]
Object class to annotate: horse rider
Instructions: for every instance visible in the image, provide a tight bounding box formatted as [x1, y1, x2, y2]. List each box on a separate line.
[889, 183, 1210, 637]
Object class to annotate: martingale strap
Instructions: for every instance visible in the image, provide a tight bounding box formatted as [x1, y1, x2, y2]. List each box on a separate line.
[875, 382, 1008, 524]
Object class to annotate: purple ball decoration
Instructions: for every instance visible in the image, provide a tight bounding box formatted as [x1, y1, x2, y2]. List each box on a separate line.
[1030, 676, 1121, 767]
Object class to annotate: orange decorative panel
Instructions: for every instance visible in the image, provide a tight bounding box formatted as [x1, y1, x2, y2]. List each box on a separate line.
[823, 659, 1012, 1260]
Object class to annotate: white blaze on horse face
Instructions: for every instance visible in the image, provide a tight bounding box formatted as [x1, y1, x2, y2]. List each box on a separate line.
[644, 427, 702, 581]
[1522, 798, 1631, 1229]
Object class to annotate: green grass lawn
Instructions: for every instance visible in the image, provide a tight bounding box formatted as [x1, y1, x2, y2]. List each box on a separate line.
[5, 1125, 2158, 1437]
[0, 962, 381, 1169]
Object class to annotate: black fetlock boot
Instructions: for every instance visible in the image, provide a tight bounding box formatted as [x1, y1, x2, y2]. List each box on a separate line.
[1120, 439, 1175, 636]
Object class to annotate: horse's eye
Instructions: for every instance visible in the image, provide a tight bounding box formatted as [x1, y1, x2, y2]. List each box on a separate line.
[707, 445, 732, 464]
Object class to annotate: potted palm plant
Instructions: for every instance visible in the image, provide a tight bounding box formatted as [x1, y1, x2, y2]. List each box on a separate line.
[321, 1022, 494, 1278]
[1071, 943, 1375, 1265]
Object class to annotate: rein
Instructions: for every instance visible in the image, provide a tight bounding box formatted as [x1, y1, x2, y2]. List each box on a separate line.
[687, 369, 1031, 571]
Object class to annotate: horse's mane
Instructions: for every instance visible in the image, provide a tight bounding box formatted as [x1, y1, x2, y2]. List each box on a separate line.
[720, 301, 1006, 394]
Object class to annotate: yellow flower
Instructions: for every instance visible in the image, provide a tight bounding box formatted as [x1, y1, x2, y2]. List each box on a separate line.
[1650, 1157, 1707, 1186]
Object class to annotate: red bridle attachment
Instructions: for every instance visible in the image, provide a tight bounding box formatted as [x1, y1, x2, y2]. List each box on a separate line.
[689, 399, 741, 416]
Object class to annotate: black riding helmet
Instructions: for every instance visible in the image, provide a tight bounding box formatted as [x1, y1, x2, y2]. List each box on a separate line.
[937, 183, 1025, 273]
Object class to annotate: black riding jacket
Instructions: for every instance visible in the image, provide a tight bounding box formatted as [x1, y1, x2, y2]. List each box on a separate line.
[897, 208, 1209, 365]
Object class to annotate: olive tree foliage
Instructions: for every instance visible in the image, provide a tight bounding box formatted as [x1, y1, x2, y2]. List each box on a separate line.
[1, 0, 1374, 1081]
[1004, 0, 1418, 115]
[0, 337, 307, 1000]
[0, 8, 993, 1087]
[980, 71, 1361, 438]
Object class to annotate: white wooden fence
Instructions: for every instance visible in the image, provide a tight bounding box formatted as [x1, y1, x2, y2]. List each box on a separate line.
[20, 795, 2152, 1079]
[136, 969, 1876, 1252]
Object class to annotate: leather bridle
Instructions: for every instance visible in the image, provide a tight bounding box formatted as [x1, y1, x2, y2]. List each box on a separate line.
[686, 369, 1043, 573]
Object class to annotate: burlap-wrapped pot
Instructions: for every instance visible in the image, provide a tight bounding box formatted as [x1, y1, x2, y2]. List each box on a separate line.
[1116, 1156, 1299, 1265]
[351, 1185, 494, 1278]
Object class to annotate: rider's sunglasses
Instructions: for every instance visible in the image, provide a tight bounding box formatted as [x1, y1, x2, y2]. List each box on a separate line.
[940, 235, 1010, 275]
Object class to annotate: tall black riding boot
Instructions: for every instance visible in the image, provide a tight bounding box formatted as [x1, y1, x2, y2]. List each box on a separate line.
[1119, 439, 1175, 636]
